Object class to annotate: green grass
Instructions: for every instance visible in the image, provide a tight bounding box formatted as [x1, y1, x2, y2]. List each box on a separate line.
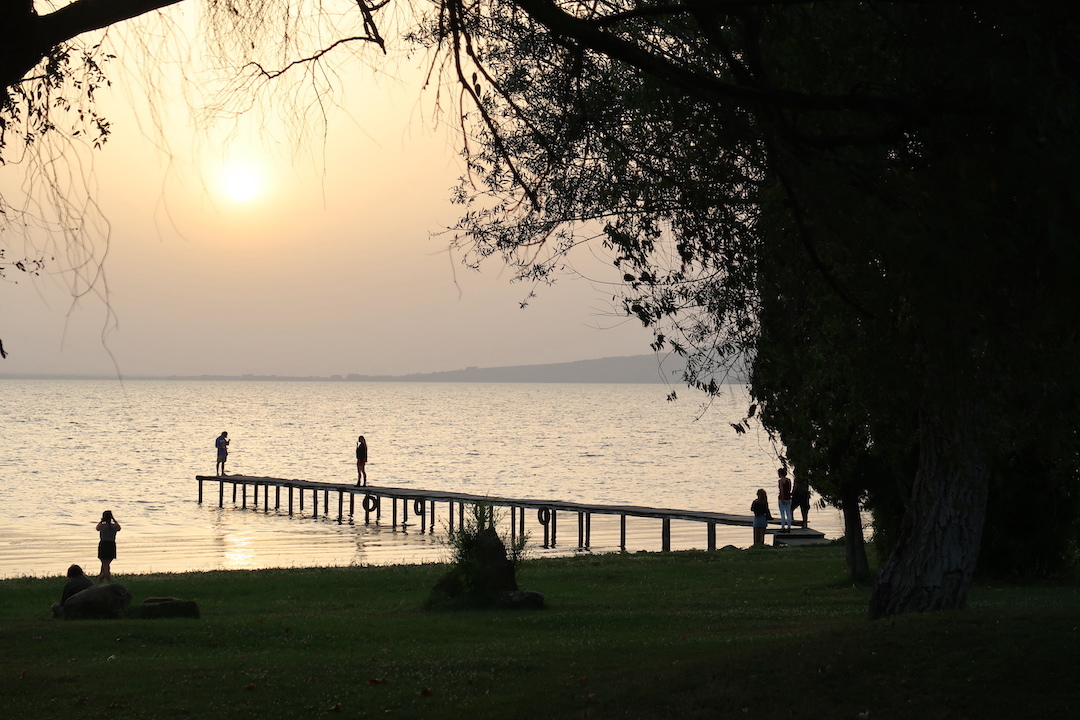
[2, 546, 1077, 719]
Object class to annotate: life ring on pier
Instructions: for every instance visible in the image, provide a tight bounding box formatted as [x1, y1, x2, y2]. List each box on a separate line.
[362, 494, 379, 513]
[537, 507, 551, 525]
[413, 499, 425, 515]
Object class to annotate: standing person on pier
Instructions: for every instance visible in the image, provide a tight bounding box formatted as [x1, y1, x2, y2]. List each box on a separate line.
[216, 431, 230, 476]
[777, 467, 793, 533]
[95, 511, 121, 581]
[792, 475, 811, 530]
[356, 435, 368, 486]
[751, 489, 772, 546]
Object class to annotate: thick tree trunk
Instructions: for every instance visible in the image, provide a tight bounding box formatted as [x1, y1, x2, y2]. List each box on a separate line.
[841, 482, 871, 581]
[868, 404, 989, 619]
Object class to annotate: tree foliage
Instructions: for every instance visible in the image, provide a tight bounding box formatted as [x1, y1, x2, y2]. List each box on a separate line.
[421, 0, 1080, 615]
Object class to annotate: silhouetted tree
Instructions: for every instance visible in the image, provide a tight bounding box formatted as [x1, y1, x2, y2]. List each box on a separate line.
[423, 0, 1080, 617]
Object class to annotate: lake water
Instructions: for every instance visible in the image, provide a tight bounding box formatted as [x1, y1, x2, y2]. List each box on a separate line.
[0, 379, 844, 578]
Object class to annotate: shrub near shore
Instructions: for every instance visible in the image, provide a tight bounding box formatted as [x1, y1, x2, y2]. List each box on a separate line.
[1, 546, 1077, 719]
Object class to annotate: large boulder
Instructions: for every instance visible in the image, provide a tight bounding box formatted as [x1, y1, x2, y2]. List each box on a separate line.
[61, 583, 132, 619]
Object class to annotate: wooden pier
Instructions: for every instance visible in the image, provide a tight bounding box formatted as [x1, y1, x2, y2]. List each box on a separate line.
[196, 475, 827, 550]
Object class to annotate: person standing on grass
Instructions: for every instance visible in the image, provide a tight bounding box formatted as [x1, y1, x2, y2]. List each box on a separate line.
[216, 431, 230, 476]
[95, 510, 121, 581]
[356, 435, 368, 486]
[751, 489, 772, 546]
[777, 467, 793, 533]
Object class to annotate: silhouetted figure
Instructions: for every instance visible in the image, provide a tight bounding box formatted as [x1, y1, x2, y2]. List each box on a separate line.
[216, 431, 230, 476]
[777, 467, 793, 532]
[792, 476, 811, 530]
[751, 489, 772, 546]
[356, 435, 368, 486]
[95, 510, 121, 581]
[52, 564, 94, 616]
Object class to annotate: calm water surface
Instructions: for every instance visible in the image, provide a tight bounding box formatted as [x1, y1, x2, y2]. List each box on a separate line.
[0, 379, 844, 578]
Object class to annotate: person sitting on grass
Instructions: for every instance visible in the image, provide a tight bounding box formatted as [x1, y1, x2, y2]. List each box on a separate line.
[52, 564, 94, 617]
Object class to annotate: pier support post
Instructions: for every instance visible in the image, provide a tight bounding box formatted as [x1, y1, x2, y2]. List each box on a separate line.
[415, 499, 426, 533]
[241, 482, 247, 509]
[275, 486, 280, 510]
[429, 500, 436, 534]
[447, 501, 454, 534]
[510, 506, 516, 545]
[253, 483, 258, 507]
[312, 488, 319, 519]
[707, 522, 716, 551]
[585, 512, 592, 549]
[232, 482, 237, 503]
[264, 484, 269, 512]
[337, 491, 344, 524]
[662, 518, 671, 552]
[538, 507, 551, 548]
[288, 486, 294, 515]
[198, 478, 203, 504]
[299, 487, 304, 513]
[577, 512, 584, 548]
[349, 493, 355, 517]
[218, 480, 224, 508]
[402, 497, 409, 529]
[458, 502, 464, 530]
[552, 510, 558, 547]
[324, 490, 329, 517]
[620, 515, 627, 551]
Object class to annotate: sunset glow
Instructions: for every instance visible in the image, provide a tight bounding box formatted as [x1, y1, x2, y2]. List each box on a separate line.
[221, 161, 264, 202]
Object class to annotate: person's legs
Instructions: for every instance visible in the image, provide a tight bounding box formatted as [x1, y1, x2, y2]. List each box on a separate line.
[99, 559, 111, 581]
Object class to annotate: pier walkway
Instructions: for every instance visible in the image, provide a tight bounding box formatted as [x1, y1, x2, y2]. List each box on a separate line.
[196, 474, 827, 550]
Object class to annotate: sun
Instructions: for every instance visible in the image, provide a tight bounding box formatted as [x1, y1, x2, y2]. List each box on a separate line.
[220, 161, 264, 202]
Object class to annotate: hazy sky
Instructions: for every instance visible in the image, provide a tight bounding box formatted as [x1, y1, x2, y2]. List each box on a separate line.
[0, 7, 656, 378]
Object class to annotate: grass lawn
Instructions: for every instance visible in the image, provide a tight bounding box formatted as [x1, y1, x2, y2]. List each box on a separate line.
[1, 545, 1077, 719]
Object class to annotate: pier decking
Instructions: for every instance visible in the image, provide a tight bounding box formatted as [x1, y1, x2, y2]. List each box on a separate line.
[196, 475, 827, 550]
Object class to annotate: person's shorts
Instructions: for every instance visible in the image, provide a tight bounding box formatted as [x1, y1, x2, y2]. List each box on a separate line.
[357, 460, 366, 468]
[752, 516, 768, 529]
[217, 451, 228, 460]
[98, 540, 117, 561]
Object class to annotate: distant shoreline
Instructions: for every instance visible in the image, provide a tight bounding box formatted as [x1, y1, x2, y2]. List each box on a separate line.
[0, 354, 748, 385]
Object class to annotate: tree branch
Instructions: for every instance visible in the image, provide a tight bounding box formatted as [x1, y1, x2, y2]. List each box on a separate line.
[509, 0, 935, 119]
[37, 0, 186, 50]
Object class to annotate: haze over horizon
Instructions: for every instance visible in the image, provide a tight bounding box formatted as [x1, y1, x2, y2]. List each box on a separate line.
[0, 9, 655, 379]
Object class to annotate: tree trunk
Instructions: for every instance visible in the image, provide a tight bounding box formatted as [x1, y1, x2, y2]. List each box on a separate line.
[868, 404, 989, 619]
[841, 482, 871, 581]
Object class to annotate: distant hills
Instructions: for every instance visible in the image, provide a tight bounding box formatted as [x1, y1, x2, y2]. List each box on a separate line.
[344, 354, 691, 384]
[2, 354, 748, 384]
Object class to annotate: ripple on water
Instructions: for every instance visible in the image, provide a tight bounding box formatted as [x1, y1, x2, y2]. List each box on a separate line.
[0, 379, 845, 578]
